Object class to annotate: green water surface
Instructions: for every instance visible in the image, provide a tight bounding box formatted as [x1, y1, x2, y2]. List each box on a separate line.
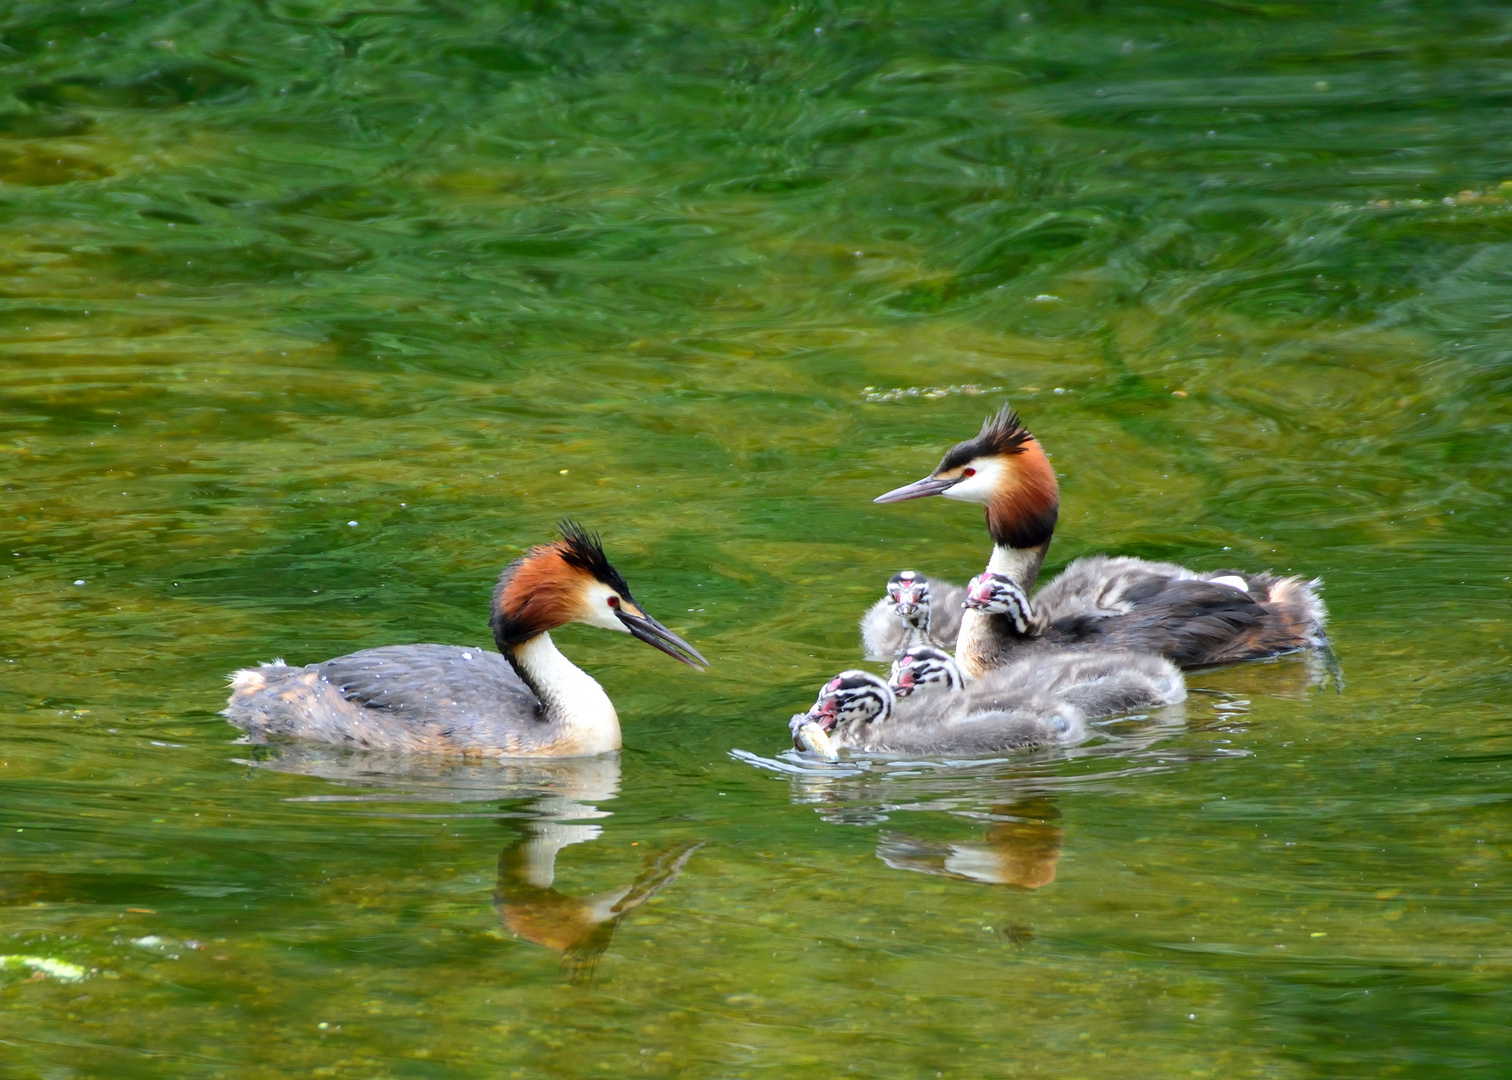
[2, 1, 1511, 1076]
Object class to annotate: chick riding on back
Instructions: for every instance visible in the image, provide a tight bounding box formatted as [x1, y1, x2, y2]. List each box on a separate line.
[874, 405, 1327, 677]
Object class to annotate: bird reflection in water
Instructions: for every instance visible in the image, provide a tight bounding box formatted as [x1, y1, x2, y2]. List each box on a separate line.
[774, 757, 1069, 890]
[495, 822, 701, 984]
[242, 747, 701, 984]
[877, 797, 1063, 888]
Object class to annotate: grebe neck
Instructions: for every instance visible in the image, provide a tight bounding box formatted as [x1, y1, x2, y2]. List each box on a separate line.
[504, 633, 621, 755]
[955, 543, 1050, 680]
[987, 542, 1049, 591]
[898, 622, 931, 655]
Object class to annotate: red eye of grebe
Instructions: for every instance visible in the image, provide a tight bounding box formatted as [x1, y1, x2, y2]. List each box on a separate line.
[607, 596, 620, 608]
[962, 467, 976, 477]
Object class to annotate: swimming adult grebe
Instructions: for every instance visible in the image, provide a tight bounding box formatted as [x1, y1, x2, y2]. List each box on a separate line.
[859, 570, 966, 659]
[791, 646, 1184, 756]
[874, 406, 1327, 677]
[224, 522, 707, 756]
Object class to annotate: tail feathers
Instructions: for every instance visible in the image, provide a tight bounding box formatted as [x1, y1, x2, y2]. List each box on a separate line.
[226, 660, 289, 694]
[1266, 576, 1328, 643]
[1215, 570, 1328, 640]
[1207, 575, 1328, 664]
[223, 661, 364, 743]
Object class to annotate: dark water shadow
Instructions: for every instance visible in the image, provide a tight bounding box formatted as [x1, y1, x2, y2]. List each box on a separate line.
[235, 743, 625, 809]
[1184, 647, 1343, 700]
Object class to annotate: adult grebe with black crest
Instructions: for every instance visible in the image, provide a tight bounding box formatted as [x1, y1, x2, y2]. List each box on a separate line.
[225, 522, 706, 756]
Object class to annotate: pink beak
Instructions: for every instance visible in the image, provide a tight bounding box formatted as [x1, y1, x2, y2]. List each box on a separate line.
[967, 577, 996, 605]
[874, 475, 959, 503]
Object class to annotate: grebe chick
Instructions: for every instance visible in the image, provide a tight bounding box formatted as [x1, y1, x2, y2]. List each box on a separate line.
[890, 645, 1185, 716]
[874, 405, 1327, 677]
[225, 522, 707, 757]
[887, 645, 964, 697]
[792, 670, 1083, 756]
[860, 570, 967, 659]
[795, 645, 1185, 757]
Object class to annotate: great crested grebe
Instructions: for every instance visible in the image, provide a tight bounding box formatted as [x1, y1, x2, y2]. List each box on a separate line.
[859, 570, 967, 659]
[224, 522, 707, 756]
[874, 405, 1327, 677]
[791, 646, 1184, 756]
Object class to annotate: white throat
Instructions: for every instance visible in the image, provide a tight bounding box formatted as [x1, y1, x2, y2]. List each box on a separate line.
[521, 821, 605, 888]
[987, 544, 1042, 589]
[957, 545, 1045, 680]
[510, 633, 621, 755]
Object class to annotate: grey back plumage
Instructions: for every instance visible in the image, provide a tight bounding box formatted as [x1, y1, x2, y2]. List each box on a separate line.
[961, 649, 1185, 717]
[969, 556, 1327, 671]
[819, 648, 1184, 756]
[850, 688, 1085, 756]
[224, 645, 550, 755]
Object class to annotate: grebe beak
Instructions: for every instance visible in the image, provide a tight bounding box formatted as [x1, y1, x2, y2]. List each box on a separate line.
[873, 474, 959, 503]
[806, 696, 839, 730]
[615, 607, 708, 669]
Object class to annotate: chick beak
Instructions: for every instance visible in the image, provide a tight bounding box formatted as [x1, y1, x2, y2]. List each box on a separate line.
[894, 584, 925, 618]
[615, 606, 708, 669]
[873, 474, 960, 503]
[966, 575, 1000, 606]
[807, 695, 839, 729]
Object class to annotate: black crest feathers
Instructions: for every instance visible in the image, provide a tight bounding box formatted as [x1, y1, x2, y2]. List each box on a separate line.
[937, 405, 1035, 472]
[555, 519, 632, 597]
[490, 521, 633, 646]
